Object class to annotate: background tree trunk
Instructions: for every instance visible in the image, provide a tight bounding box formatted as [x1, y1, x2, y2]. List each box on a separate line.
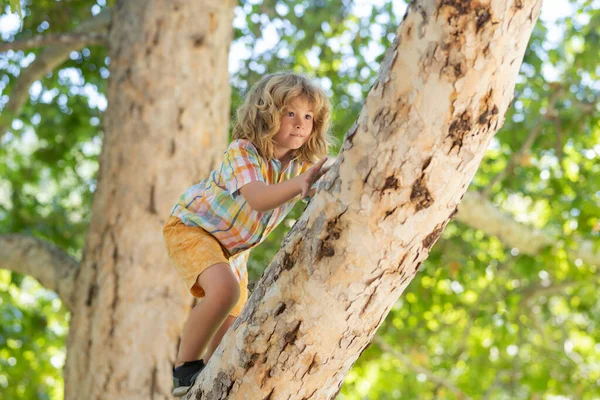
[63, 1, 234, 398]
[190, 0, 543, 398]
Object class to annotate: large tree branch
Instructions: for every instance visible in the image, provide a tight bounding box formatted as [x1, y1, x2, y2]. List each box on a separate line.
[0, 7, 112, 140]
[0, 32, 108, 53]
[457, 191, 599, 266]
[194, 0, 544, 397]
[0, 234, 79, 311]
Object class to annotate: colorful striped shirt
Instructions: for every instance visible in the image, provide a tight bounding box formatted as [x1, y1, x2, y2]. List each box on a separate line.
[171, 139, 312, 280]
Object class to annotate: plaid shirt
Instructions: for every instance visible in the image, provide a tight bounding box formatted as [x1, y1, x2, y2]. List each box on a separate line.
[171, 139, 312, 279]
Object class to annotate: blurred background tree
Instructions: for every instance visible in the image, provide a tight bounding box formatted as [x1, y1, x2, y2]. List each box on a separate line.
[0, 0, 598, 398]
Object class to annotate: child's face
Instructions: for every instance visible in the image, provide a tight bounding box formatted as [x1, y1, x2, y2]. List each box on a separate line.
[272, 97, 314, 160]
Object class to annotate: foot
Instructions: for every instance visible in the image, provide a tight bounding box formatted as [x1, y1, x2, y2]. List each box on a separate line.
[172, 359, 205, 397]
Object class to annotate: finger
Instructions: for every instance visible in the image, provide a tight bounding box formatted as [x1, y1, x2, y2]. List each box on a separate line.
[316, 165, 332, 180]
[310, 158, 327, 179]
[308, 168, 320, 182]
[315, 157, 327, 170]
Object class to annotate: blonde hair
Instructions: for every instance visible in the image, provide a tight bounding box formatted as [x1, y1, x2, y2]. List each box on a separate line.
[232, 72, 335, 164]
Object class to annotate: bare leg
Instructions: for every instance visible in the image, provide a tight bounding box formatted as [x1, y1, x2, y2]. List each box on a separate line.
[176, 263, 240, 368]
[203, 315, 237, 363]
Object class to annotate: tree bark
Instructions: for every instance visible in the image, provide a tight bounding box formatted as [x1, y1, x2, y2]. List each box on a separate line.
[190, 1, 542, 399]
[458, 191, 600, 265]
[0, 32, 108, 52]
[62, 1, 234, 398]
[0, 234, 78, 310]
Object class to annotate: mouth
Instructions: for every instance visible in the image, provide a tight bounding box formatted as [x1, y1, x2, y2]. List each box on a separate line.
[290, 133, 305, 137]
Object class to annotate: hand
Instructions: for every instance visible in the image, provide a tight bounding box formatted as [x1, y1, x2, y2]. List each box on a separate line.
[300, 157, 330, 199]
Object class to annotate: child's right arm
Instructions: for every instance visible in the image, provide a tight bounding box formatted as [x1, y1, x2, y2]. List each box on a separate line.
[240, 158, 328, 212]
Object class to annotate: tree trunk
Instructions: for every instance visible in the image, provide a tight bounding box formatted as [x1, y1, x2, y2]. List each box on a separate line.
[190, 0, 542, 399]
[63, 1, 234, 398]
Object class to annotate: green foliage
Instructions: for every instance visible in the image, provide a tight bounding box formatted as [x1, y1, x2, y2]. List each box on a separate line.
[1, 0, 599, 399]
[0, 270, 68, 399]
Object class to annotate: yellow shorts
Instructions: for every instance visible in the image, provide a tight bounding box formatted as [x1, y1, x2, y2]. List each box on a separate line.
[162, 216, 248, 317]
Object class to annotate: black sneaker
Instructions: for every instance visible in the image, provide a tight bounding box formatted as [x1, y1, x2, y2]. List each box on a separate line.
[172, 359, 206, 397]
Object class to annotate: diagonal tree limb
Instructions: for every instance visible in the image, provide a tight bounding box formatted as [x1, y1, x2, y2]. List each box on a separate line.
[194, 0, 545, 397]
[0, 7, 112, 140]
[457, 191, 600, 267]
[0, 234, 79, 311]
[0, 31, 108, 53]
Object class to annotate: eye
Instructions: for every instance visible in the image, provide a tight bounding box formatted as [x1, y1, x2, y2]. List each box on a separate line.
[305, 114, 313, 120]
[287, 111, 295, 117]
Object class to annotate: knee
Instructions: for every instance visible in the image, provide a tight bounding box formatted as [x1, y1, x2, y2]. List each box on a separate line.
[206, 276, 240, 311]
[197, 263, 241, 312]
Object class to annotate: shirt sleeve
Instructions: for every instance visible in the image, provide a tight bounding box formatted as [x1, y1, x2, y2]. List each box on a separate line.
[220, 140, 266, 198]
